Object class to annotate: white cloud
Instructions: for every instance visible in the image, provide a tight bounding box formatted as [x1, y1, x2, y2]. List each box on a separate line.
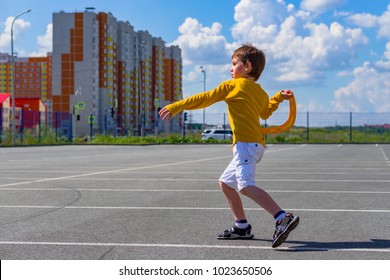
[0, 16, 31, 52]
[173, 0, 368, 86]
[231, 0, 287, 42]
[171, 17, 230, 66]
[182, 68, 199, 82]
[385, 41, 390, 60]
[378, 5, 390, 39]
[347, 13, 378, 28]
[332, 42, 390, 112]
[230, 0, 368, 83]
[300, 0, 346, 14]
[29, 23, 53, 56]
[336, 70, 352, 77]
[170, 0, 387, 115]
[331, 4, 390, 112]
[346, 4, 390, 39]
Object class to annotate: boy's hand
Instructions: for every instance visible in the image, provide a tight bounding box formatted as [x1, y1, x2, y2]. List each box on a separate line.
[281, 89, 294, 100]
[159, 107, 172, 120]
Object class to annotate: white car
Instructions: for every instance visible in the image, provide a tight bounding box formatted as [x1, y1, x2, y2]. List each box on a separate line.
[202, 129, 233, 140]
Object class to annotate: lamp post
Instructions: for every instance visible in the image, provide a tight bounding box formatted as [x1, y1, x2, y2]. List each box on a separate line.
[200, 66, 206, 130]
[11, 9, 31, 145]
[72, 87, 82, 141]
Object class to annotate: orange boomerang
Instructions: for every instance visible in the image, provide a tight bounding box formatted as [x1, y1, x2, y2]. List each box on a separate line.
[261, 96, 296, 134]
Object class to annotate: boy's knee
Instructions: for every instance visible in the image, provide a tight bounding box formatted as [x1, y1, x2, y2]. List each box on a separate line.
[219, 180, 227, 189]
[219, 181, 234, 193]
[240, 187, 248, 196]
[239, 185, 257, 197]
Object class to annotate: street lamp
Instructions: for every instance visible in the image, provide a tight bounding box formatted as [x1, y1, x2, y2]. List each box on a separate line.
[200, 66, 206, 130]
[72, 87, 82, 141]
[11, 9, 31, 145]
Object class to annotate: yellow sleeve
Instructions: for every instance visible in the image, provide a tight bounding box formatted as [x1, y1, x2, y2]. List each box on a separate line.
[165, 82, 231, 117]
[260, 90, 285, 120]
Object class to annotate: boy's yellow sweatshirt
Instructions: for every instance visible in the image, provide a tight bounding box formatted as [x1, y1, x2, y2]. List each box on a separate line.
[165, 78, 285, 146]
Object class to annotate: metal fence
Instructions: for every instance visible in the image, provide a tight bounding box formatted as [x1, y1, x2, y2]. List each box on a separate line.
[186, 110, 390, 143]
[1, 108, 390, 145]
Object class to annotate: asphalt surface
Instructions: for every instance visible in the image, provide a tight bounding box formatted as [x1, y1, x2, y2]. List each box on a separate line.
[0, 144, 389, 260]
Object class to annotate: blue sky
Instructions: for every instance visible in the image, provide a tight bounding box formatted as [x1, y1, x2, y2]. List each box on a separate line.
[1, 0, 390, 121]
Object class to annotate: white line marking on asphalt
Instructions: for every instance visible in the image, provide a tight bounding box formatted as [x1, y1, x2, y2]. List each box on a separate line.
[0, 166, 388, 172]
[0, 155, 232, 188]
[0, 188, 389, 194]
[0, 205, 389, 213]
[0, 241, 389, 253]
[267, 147, 297, 153]
[2, 178, 390, 184]
[380, 147, 389, 161]
[2, 170, 390, 177]
[0, 147, 299, 188]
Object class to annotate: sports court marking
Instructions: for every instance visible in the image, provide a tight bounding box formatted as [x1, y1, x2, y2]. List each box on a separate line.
[2, 177, 390, 187]
[0, 155, 233, 188]
[2, 168, 390, 174]
[0, 187, 389, 194]
[380, 147, 389, 160]
[0, 205, 389, 213]
[0, 240, 388, 253]
[0, 147, 301, 188]
[379, 147, 390, 166]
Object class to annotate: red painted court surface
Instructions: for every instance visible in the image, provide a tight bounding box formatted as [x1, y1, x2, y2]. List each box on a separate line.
[0, 144, 389, 259]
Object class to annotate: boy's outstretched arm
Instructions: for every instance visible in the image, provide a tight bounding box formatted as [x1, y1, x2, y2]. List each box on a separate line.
[159, 107, 172, 121]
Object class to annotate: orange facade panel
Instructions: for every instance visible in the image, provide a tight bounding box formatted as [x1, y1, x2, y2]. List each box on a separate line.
[75, 13, 83, 20]
[74, 28, 83, 37]
[61, 95, 69, 104]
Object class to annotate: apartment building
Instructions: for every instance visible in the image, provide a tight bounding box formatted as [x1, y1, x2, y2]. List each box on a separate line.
[117, 20, 136, 135]
[0, 53, 52, 132]
[1, 10, 182, 137]
[0, 53, 52, 102]
[51, 10, 182, 137]
[164, 46, 182, 133]
[52, 11, 100, 137]
[152, 37, 166, 134]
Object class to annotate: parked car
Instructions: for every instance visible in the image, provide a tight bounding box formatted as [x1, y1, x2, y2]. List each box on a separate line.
[202, 129, 233, 140]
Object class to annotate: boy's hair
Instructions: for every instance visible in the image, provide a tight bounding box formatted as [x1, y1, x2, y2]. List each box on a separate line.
[232, 44, 266, 81]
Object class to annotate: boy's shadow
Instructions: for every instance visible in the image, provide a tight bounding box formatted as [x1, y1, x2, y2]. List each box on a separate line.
[252, 238, 390, 252]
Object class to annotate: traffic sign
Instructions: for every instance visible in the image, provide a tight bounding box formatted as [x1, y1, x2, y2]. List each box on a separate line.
[88, 115, 96, 124]
[77, 102, 85, 110]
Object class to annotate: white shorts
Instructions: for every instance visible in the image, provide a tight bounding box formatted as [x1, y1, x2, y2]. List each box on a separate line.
[219, 142, 265, 190]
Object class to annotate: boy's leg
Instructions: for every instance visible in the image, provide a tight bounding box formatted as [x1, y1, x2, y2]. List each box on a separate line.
[219, 181, 246, 220]
[239, 185, 281, 217]
[240, 186, 299, 248]
[217, 181, 253, 239]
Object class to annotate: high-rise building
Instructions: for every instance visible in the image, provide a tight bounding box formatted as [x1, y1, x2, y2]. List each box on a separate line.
[152, 37, 166, 134]
[52, 11, 100, 136]
[51, 10, 182, 136]
[1, 10, 182, 137]
[164, 46, 182, 133]
[117, 20, 136, 135]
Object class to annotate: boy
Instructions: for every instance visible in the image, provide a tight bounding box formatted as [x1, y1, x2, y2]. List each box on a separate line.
[159, 44, 299, 248]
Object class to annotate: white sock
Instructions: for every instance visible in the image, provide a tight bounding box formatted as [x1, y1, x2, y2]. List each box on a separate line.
[235, 219, 249, 229]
